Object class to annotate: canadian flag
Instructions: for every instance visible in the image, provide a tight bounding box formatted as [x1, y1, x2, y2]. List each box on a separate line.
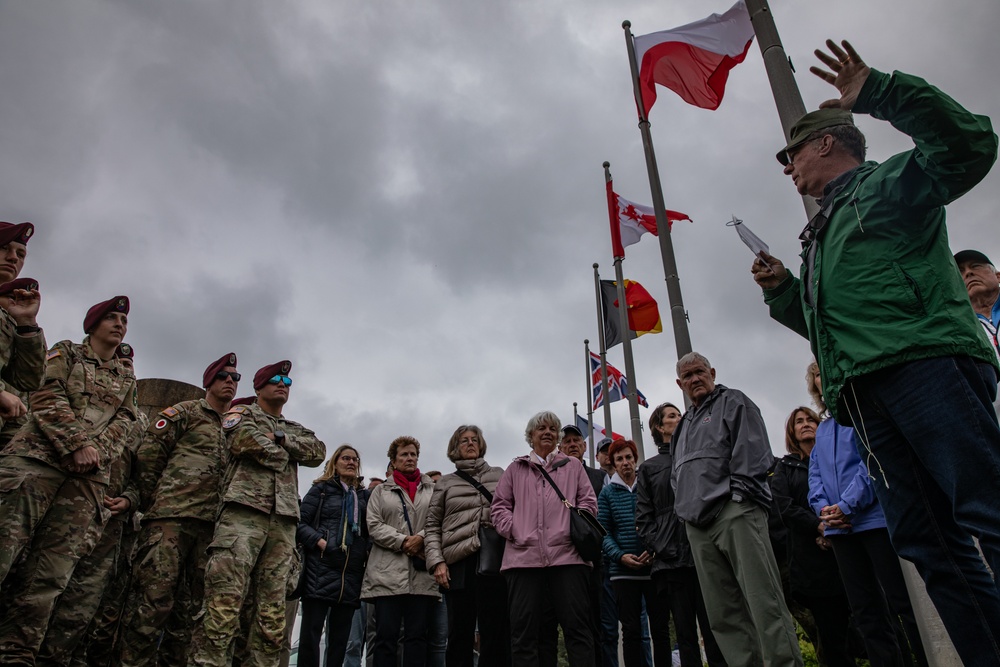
[608, 186, 691, 257]
[634, 0, 754, 114]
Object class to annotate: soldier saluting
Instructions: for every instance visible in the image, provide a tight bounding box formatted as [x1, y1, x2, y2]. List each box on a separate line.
[0, 221, 46, 438]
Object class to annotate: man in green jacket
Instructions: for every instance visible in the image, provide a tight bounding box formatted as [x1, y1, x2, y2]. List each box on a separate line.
[752, 39, 1000, 662]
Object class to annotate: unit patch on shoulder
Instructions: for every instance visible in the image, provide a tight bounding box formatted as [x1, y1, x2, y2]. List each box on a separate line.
[154, 418, 169, 430]
[222, 413, 243, 430]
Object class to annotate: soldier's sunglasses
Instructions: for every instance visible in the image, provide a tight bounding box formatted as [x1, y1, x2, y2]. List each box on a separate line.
[268, 375, 293, 386]
[215, 371, 241, 382]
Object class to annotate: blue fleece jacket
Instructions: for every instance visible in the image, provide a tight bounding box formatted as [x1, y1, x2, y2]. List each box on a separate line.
[807, 419, 886, 535]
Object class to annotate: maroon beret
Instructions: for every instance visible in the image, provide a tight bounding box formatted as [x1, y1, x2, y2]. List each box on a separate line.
[84, 295, 129, 333]
[203, 352, 238, 388]
[115, 343, 134, 360]
[0, 222, 34, 247]
[253, 360, 291, 390]
[230, 396, 256, 407]
[0, 277, 38, 297]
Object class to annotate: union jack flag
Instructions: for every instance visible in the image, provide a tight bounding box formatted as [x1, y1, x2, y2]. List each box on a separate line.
[589, 352, 648, 411]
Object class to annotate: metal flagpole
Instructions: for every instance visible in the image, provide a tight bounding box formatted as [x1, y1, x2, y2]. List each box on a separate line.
[605, 163, 646, 461]
[583, 340, 596, 468]
[618, 32, 693, 366]
[592, 264, 615, 435]
[743, 0, 819, 219]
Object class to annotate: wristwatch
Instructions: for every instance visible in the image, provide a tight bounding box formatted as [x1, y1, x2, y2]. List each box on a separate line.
[274, 430, 285, 443]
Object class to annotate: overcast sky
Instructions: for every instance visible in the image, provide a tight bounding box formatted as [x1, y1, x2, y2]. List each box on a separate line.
[3, 0, 998, 485]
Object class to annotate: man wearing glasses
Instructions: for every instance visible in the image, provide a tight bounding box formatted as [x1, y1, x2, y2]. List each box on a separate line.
[751, 39, 1000, 661]
[190, 360, 326, 667]
[119, 352, 241, 667]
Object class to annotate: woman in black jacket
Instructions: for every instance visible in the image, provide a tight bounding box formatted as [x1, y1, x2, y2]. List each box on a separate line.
[771, 408, 855, 667]
[297, 444, 370, 667]
[635, 403, 726, 667]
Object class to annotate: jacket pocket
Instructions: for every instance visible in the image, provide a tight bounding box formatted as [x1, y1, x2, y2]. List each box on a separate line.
[0, 468, 27, 497]
[890, 262, 926, 316]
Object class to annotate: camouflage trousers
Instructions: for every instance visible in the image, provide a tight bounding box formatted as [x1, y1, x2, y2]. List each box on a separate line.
[77, 520, 141, 667]
[36, 518, 125, 666]
[118, 517, 215, 667]
[188, 504, 296, 667]
[0, 456, 109, 664]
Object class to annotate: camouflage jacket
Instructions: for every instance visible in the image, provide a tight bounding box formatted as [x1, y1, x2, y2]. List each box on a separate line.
[108, 412, 147, 523]
[0, 307, 47, 439]
[137, 398, 228, 522]
[2, 339, 139, 485]
[220, 402, 325, 519]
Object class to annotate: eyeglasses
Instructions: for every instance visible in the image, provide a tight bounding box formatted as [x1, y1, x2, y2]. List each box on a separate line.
[215, 371, 241, 382]
[267, 375, 292, 386]
[339, 455, 360, 463]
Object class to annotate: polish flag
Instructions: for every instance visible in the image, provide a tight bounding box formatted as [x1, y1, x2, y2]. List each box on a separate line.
[634, 0, 754, 114]
[608, 184, 691, 257]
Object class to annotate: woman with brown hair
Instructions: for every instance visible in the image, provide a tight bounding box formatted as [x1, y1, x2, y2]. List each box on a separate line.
[297, 444, 370, 667]
[362, 436, 438, 667]
[771, 407, 856, 666]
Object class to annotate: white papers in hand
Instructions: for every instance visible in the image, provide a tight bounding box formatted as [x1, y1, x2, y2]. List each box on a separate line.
[727, 216, 772, 270]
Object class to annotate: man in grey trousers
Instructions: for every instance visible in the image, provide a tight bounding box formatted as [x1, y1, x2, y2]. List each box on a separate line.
[672, 352, 802, 667]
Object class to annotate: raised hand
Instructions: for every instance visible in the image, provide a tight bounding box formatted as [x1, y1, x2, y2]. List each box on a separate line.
[810, 39, 871, 111]
[5, 288, 40, 327]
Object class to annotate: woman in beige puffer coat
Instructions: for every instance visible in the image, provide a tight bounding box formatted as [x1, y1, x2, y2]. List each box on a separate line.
[424, 425, 509, 667]
[361, 436, 438, 667]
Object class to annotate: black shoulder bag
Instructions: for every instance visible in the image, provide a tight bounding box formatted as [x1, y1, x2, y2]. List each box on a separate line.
[395, 489, 427, 571]
[454, 470, 506, 576]
[536, 464, 606, 563]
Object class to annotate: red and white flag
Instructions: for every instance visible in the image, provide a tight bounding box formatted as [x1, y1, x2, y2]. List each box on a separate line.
[634, 0, 754, 114]
[607, 184, 691, 257]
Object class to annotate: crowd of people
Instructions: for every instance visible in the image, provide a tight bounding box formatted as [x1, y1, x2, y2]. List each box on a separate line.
[0, 33, 998, 667]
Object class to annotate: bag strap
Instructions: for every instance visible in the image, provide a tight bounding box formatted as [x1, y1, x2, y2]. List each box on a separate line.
[535, 464, 574, 509]
[393, 488, 415, 536]
[454, 469, 494, 503]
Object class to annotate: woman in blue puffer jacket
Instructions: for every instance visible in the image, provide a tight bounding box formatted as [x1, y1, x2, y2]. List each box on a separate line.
[297, 444, 371, 667]
[805, 362, 928, 667]
[598, 439, 669, 667]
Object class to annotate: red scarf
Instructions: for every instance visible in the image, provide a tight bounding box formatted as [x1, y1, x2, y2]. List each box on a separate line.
[393, 468, 422, 501]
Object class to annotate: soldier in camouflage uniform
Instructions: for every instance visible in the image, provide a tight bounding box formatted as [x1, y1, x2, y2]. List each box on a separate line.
[189, 360, 325, 667]
[0, 223, 45, 440]
[0, 276, 44, 448]
[36, 344, 145, 666]
[118, 352, 241, 667]
[0, 296, 139, 665]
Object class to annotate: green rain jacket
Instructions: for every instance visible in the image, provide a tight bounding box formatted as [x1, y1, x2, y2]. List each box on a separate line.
[764, 69, 998, 422]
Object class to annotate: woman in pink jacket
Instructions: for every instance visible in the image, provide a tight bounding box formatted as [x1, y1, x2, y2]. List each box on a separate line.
[491, 411, 598, 667]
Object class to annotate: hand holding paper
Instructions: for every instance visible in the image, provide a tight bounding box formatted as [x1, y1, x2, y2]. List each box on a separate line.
[751, 253, 789, 290]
